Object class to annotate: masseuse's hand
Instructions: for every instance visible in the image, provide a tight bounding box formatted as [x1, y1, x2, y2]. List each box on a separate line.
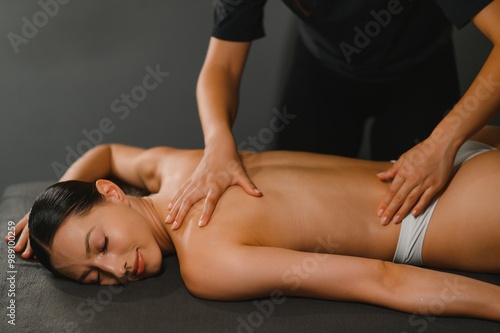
[376, 138, 455, 225]
[166, 142, 262, 230]
[4, 212, 34, 259]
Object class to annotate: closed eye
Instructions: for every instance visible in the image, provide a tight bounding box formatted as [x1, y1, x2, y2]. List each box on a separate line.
[97, 237, 109, 284]
[101, 236, 109, 254]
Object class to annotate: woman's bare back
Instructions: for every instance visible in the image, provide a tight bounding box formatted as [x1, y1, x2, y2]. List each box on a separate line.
[159, 150, 401, 261]
[157, 146, 500, 273]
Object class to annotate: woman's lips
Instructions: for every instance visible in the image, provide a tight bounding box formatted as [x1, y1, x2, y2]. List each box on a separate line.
[136, 251, 145, 276]
[129, 249, 145, 281]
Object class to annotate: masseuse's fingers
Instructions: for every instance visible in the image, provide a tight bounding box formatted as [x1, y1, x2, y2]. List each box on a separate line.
[401, 186, 437, 222]
[197, 161, 262, 227]
[377, 170, 408, 224]
[167, 179, 193, 214]
[198, 187, 222, 227]
[381, 178, 423, 225]
[167, 154, 262, 229]
[198, 171, 262, 227]
[376, 164, 398, 182]
[235, 171, 263, 197]
[166, 180, 206, 230]
[377, 139, 454, 225]
[381, 176, 443, 225]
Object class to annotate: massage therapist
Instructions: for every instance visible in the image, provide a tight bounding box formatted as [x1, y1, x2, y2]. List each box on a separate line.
[166, 0, 500, 229]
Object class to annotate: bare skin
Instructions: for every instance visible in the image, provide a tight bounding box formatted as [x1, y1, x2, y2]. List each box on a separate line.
[6, 127, 500, 320]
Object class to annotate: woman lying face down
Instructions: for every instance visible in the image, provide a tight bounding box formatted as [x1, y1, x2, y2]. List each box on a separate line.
[12, 126, 500, 320]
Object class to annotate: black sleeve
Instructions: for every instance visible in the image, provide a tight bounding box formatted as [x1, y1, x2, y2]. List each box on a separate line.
[436, 0, 493, 28]
[212, 0, 268, 42]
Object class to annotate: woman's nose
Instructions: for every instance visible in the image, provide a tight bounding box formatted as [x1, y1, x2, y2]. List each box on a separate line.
[96, 255, 127, 279]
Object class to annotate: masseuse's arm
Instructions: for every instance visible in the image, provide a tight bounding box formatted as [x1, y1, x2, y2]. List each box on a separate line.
[377, 0, 500, 225]
[165, 37, 262, 230]
[7, 144, 159, 258]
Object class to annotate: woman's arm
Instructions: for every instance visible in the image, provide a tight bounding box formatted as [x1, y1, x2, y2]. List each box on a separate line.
[377, 1, 500, 225]
[60, 144, 158, 190]
[6, 143, 165, 257]
[182, 246, 500, 321]
[166, 37, 262, 230]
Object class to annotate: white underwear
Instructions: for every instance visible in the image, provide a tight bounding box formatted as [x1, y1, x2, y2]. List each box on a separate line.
[392, 140, 496, 265]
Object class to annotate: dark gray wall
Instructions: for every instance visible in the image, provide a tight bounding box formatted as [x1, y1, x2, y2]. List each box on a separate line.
[454, 24, 493, 94]
[0, 1, 495, 194]
[0, 1, 295, 193]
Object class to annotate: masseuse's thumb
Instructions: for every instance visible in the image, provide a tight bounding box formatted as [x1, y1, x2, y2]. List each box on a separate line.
[377, 163, 398, 181]
[236, 174, 262, 197]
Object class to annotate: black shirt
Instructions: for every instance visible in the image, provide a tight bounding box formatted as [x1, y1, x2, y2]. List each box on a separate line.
[212, 0, 492, 82]
[436, 0, 493, 28]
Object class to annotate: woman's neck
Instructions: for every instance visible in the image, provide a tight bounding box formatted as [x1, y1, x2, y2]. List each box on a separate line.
[128, 195, 175, 255]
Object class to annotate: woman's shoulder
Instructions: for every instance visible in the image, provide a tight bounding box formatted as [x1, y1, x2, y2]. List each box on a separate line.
[138, 146, 201, 165]
[133, 146, 180, 192]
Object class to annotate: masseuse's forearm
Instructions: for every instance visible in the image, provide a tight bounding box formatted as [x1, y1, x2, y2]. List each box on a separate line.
[196, 38, 251, 149]
[430, 44, 500, 151]
[430, 4, 500, 151]
[197, 62, 241, 148]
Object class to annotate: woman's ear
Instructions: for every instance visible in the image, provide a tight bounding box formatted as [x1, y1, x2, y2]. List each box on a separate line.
[95, 179, 130, 205]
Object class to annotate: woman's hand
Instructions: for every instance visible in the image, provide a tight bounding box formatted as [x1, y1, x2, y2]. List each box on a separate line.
[165, 144, 262, 230]
[376, 138, 456, 225]
[4, 212, 34, 258]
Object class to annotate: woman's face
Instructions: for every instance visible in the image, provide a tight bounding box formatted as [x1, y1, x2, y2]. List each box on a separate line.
[50, 196, 163, 285]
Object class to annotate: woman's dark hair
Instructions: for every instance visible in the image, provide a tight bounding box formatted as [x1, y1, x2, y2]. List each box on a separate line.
[29, 180, 104, 274]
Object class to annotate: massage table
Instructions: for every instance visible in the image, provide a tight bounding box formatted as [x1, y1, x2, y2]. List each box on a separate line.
[1, 181, 499, 332]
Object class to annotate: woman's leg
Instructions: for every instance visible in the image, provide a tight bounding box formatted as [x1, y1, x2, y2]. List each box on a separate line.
[422, 150, 500, 272]
[181, 245, 500, 321]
